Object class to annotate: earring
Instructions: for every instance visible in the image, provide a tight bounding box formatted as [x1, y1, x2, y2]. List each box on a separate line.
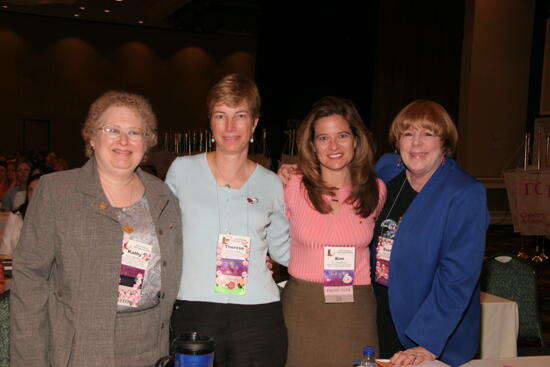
[250, 137, 254, 143]
[211, 137, 216, 143]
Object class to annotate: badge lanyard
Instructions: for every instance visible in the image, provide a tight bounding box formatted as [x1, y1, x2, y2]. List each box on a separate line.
[118, 237, 152, 307]
[375, 175, 407, 286]
[214, 177, 252, 296]
[323, 191, 356, 303]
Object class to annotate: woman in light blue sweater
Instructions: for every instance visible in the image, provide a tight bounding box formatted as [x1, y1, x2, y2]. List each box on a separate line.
[166, 73, 290, 367]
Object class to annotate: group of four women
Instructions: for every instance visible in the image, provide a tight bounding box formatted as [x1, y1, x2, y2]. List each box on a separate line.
[10, 73, 489, 367]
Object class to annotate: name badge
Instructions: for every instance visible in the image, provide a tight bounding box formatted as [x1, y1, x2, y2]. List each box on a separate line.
[118, 237, 152, 307]
[215, 234, 251, 296]
[323, 246, 355, 303]
[375, 236, 393, 286]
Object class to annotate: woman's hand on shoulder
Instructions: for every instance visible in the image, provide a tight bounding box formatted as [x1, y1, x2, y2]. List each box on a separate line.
[390, 346, 436, 366]
[277, 163, 298, 186]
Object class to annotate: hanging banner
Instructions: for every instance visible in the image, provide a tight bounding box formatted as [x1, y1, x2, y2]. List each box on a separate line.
[503, 168, 550, 238]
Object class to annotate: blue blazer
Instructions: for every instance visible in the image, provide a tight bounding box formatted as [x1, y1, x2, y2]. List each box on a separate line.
[372, 154, 490, 367]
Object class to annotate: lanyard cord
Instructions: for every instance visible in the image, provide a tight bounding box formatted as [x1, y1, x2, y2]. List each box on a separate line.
[383, 174, 408, 222]
[214, 171, 251, 237]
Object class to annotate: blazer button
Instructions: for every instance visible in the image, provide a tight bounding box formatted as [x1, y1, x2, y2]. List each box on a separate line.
[163, 260, 168, 267]
[159, 229, 164, 236]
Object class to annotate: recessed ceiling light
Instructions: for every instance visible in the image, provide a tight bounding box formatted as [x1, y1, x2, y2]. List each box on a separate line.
[115, 0, 124, 2]
[138, 20, 144, 24]
[79, 6, 85, 10]
[1, 5, 8, 9]
[104, 9, 111, 13]
[74, 13, 80, 17]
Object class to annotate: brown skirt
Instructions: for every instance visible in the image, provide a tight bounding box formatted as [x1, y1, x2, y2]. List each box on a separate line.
[282, 277, 379, 367]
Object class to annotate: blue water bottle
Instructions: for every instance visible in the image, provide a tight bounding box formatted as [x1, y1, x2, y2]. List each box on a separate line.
[358, 346, 377, 367]
[155, 332, 215, 367]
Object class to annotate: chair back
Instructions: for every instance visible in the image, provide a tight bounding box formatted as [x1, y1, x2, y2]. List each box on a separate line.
[0, 296, 9, 367]
[480, 254, 544, 346]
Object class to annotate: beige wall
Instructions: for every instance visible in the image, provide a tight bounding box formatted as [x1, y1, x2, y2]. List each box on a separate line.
[0, 12, 256, 167]
[458, 0, 535, 178]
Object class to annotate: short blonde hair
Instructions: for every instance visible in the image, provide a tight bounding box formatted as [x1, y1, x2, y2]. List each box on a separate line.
[81, 91, 158, 157]
[206, 74, 260, 119]
[389, 100, 458, 156]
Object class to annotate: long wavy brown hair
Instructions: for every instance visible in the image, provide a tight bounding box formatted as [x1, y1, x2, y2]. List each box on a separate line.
[296, 96, 380, 218]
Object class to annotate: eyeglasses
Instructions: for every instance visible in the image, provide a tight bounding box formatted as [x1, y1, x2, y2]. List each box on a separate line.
[97, 126, 147, 142]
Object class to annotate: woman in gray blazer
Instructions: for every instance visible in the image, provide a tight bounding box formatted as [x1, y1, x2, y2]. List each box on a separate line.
[10, 91, 183, 367]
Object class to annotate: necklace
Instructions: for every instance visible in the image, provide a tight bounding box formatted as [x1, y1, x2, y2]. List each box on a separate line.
[102, 174, 138, 233]
[212, 155, 248, 189]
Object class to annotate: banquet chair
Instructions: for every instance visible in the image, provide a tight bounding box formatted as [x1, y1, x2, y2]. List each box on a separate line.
[480, 254, 545, 349]
[0, 296, 9, 367]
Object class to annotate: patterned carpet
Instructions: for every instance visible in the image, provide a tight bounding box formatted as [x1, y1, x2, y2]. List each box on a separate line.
[485, 225, 550, 351]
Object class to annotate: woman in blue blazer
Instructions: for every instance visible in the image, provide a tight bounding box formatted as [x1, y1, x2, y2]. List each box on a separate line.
[371, 100, 490, 367]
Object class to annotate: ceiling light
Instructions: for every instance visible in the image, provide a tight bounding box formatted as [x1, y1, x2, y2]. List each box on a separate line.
[1, 5, 8, 8]
[104, 9, 111, 13]
[138, 20, 144, 24]
[74, 13, 80, 17]
[115, 0, 124, 2]
[79, 6, 85, 10]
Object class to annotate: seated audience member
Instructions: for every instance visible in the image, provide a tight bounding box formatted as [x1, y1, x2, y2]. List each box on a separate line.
[0, 174, 42, 255]
[31, 163, 53, 176]
[1, 160, 31, 212]
[53, 158, 68, 171]
[45, 152, 58, 169]
[0, 161, 10, 202]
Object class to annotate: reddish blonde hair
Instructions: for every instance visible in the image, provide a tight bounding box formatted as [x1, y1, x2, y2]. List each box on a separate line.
[389, 100, 458, 156]
[81, 91, 158, 157]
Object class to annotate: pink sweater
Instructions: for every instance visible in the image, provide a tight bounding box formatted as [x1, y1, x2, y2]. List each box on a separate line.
[284, 174, 386, 285]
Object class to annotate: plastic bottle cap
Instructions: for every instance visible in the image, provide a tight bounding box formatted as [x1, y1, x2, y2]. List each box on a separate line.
[363, 345, 375, 357]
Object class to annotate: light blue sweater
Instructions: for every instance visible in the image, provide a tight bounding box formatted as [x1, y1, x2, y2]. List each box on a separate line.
[166, 153, 290, 304]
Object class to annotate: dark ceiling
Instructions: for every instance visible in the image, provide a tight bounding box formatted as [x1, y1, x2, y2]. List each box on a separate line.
[0, 0, 261, 36]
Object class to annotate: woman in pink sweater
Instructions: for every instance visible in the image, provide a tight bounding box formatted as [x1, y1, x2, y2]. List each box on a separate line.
[282, 96, 386, 367]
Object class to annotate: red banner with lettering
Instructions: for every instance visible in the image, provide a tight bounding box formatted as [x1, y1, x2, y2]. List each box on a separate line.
[503, 169, 550, 238]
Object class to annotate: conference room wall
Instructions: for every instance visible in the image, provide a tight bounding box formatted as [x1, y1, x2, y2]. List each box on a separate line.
[0, 11, 256, 168]
[458, 0, 536, 178]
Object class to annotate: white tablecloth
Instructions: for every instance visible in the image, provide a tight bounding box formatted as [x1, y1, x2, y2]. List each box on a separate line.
[480, 291, 519, 358]
[461, 356, 550, 367]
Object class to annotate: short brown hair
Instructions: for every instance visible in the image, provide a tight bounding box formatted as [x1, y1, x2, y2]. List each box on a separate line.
[389, 100, 458, 156]
[81, 91, 158, 157]
[296, 96, 380, 218]
[206, 74, 260, 119]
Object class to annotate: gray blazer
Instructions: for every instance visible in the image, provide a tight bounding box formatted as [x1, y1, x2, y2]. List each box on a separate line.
[10, 158, 183, 367]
